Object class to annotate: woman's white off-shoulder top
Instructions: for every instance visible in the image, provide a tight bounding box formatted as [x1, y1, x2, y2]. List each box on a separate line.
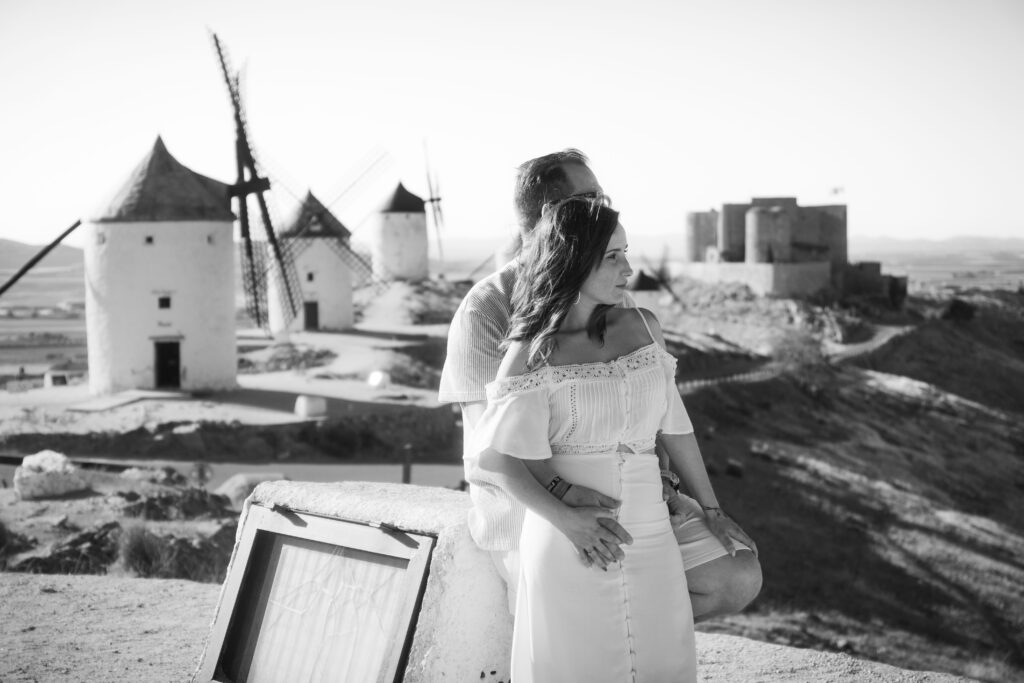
[474, 342, 694, 460]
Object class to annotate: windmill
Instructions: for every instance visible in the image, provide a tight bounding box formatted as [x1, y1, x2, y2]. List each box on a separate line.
[211, 32, 302, 331]
[422, 142, 445, 270]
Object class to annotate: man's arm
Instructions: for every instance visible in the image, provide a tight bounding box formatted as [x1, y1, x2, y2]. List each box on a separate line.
[463, 401, 633, 568]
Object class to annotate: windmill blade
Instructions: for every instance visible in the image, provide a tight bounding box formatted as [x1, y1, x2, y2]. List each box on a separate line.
[212, 31, 301, 329]
[0, 220, 83, 301]
[321, 147, 396, 218]
[422, 141, 445, 265]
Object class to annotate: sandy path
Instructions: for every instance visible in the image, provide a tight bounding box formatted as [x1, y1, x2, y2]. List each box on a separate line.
[0, 573, 969, 683]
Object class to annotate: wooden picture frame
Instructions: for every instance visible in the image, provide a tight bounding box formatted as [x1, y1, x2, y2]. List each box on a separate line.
[193, 504, 435, 683]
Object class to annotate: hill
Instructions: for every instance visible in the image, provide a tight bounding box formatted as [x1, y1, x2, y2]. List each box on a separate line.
[0, 238, 83, 271]
[1, 266, 1022, 680]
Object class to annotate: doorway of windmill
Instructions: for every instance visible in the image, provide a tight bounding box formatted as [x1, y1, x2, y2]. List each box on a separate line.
[303, 302, 319, 331]
[154, 341, 181, 388]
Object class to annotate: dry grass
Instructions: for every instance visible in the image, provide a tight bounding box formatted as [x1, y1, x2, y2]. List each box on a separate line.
[119, 523, 234, 583]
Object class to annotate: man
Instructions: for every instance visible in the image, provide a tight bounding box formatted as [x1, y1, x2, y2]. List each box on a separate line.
[439, 149, 761, 619]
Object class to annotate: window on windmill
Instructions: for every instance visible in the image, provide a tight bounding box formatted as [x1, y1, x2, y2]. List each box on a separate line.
[207, 235, 215, 245]
[307, 272, 315, 282]
[145, 236, 154, 245]
[97, 232, 106, 245]
[158, 296, 171, 309]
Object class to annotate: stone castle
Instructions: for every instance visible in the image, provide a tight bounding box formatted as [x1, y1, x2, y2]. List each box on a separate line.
[679, 197, 906, 305]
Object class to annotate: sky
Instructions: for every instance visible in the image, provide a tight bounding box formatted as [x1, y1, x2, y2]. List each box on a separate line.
[1, 0, 1022, 261]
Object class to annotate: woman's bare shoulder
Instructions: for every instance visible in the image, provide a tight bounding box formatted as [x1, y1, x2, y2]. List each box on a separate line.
[608, 306, 665, 345]
[495, 340, 533, 380]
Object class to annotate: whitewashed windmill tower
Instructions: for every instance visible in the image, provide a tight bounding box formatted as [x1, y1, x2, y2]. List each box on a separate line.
[268, 191, 363, 333]
[368, 182, 428, 282]
[83, 137, 237, 395]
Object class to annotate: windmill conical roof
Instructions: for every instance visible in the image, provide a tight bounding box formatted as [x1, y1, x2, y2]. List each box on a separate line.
[92, 137, 235, 223]
[279, 191, 351, 239]
[380, 182, 425, 213]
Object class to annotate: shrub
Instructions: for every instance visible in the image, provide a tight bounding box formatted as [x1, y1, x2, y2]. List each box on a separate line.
[120, 524, 171, 578]
[772, 330, 827, 369]
[119, 522, 235, 583]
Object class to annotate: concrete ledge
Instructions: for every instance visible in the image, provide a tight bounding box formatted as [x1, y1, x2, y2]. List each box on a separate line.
[223, 481, 513, 682]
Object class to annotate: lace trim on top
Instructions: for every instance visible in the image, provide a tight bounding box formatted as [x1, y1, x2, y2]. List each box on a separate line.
[487, 342, 674, 399]
[550, 436, 657, 456]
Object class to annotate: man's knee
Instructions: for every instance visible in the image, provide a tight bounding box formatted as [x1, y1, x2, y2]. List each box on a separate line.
[688, 550, 762, 615]
[723, 550, 762, 610]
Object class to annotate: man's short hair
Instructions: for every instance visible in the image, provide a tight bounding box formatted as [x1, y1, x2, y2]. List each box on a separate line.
[513, 149, 591, 234]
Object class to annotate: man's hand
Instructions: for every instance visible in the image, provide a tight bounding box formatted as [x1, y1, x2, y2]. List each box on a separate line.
[666, 492, 689, 531]
[704, 508, 758, 558]
[559, 484, 633, 569]
[554, 505, 633, 571]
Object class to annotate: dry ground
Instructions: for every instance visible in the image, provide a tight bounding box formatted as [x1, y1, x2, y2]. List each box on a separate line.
[2, 280, 1023, 681]
[0, 573, 970, 683]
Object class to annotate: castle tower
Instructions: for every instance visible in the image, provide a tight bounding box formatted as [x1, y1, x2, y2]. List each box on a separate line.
[716, 204, 748, 262]
[83, 137, 237, 395]
[368, 182, 428, 281]
[745, 206, 792, 263]
[682, 210, 718, 262]
[268, 191, 354, 333]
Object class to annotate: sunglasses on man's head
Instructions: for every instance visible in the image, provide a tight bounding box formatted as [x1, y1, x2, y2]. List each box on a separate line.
[541, 193, 613, 218]
[569, 191, 613, 207]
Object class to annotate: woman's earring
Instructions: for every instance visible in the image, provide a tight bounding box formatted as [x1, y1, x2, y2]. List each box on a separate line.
[573, 291, 581, 305]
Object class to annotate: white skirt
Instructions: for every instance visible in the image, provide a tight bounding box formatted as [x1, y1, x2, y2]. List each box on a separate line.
[512, 452, 696, 683]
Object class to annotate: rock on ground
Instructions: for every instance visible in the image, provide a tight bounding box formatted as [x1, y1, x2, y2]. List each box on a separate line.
[0, 573, 970, 683]
[13, 450, 89, 500]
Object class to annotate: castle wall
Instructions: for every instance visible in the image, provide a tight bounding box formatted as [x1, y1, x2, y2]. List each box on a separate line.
[843, 262, 886, 296]
[815, 204, 849, 272]
[84, 220, 236, 395]
[675, 262, 831, 297]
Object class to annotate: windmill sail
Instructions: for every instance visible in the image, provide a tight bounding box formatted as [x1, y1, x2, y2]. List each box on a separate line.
[423, 142, 445, 268]
[212, 32, 302, 331]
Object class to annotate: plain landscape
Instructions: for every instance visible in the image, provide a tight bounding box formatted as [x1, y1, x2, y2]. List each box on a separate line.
[1, 237, 1023, 682]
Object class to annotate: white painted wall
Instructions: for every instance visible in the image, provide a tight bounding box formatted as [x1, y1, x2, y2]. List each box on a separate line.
[368, 212, 428, 281]
[83, 220, 236, 395]
[267, 239, 354, 334]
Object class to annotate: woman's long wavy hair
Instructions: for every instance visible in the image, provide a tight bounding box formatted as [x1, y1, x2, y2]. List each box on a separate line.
[506, 197, 621, 370]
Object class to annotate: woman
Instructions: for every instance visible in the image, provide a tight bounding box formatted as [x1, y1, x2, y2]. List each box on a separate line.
[474, 197, 713, 682]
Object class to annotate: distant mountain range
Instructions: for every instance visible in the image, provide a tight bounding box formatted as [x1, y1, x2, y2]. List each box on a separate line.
[848, 235, 1024, 259]
[1, 234, 1021, 307]
[0, 238, 84, 271]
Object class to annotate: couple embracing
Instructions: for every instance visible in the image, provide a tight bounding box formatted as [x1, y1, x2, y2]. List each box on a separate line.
[439, 150, 762, 682]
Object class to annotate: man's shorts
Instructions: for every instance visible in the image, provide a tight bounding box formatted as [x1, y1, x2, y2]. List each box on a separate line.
[671, 493, 750, 571]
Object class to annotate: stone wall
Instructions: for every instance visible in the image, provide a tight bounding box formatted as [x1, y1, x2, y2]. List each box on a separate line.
[675, 262, 831, 298]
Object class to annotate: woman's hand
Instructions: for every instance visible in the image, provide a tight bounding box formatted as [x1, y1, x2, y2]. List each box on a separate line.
[703, 508, 759, 558]
[554, 505, 633, 571]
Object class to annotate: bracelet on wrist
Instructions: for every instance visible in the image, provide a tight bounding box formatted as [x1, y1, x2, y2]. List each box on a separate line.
[660, 469, 680, 492]
[546, 475, 571, 501]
